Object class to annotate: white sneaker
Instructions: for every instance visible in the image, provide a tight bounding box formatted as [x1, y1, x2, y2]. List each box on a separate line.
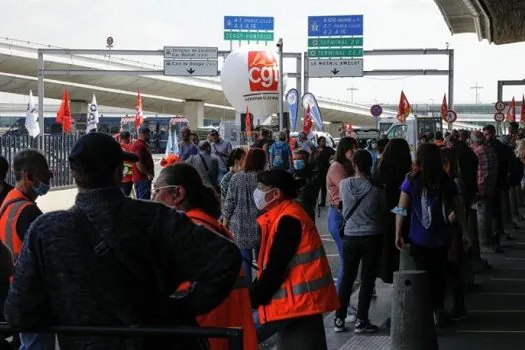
[345, 306, 357, 323]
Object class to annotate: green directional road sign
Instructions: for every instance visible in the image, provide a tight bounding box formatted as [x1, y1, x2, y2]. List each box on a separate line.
[224, 31, 274, 41]
[308, 48, 364, 58]
[308, 37, 363, 47]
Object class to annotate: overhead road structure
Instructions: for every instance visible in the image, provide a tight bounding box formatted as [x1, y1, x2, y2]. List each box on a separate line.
[0, 37, 393, 128]
[434, 0, 525, 45]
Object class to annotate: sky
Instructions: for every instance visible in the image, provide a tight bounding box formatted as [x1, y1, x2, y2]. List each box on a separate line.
[2, 0, 525, 106]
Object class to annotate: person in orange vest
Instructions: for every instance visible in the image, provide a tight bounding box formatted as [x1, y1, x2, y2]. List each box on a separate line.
[152, 163, 257, 350]
[119, 131, 134, 196]
[0, 149, 54, 349]
[250, 169, 339, 349]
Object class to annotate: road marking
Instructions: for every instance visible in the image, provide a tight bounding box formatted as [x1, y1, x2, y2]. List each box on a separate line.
[457, 330, 525, 334]
[326, 254, 339, 257]
[502, 267, 525, 270]
[490, 278, 525, 282]
[505, 257, 525, 261]
[321, 238, 335, 242]
[480, 292, 525, 296]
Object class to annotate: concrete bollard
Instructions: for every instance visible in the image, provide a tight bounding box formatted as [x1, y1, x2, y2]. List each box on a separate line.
[399, 244, 416, 270]
[390, 270, 438, 350]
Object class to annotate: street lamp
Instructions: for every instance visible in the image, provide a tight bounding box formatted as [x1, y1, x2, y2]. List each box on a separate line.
[346, 85, 359, 103]
[277, 38, 284, 130]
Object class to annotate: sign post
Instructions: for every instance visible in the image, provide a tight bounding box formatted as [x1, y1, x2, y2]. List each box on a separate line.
[444, 109, 457, 130]
[307, 15, 364, 78]
[370, 104, 383, 118]
[163, 47, 218, 77]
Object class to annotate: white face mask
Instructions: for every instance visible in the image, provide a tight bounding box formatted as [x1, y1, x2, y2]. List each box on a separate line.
[253, 188, 276, 211]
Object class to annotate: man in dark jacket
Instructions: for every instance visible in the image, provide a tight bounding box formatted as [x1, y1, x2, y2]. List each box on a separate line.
[292, 149, 320, 220]
[5, 132, 242, 350]
[483, 124, 513, 249]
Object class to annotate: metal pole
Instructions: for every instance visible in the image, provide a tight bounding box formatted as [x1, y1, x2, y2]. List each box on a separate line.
[277, 38, 284, 131]
[295, 55, 303, 130]
[447, 49, 454, 131]
[37, 49, 45, 150]
[304, 52, 309, 94]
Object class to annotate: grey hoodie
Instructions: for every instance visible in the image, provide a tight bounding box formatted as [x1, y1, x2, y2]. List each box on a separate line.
[340, 177, 385, 236]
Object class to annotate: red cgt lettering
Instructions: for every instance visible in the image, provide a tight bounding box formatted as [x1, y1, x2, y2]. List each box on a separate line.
[248, 51, 279, 92]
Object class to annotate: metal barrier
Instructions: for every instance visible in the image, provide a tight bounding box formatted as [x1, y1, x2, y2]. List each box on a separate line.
[0, 134, 79, 189]
[0, 323, 244, 350]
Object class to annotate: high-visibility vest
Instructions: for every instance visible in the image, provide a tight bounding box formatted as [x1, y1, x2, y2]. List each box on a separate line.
[176, 209, 257, 350]
[121, 143, 134, 183]
[0, 188, 34, 260]
[256, 200, 339, 324]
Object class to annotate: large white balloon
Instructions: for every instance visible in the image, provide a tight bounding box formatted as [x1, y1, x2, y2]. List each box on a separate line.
[221, 46, 281, 118]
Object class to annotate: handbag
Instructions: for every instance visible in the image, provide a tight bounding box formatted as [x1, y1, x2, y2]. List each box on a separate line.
[338, 186, 374, 237]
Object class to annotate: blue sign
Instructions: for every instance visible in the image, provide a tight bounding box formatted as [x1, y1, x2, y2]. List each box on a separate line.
[224, 16, 274, 31]
[308, 15, 363, 37]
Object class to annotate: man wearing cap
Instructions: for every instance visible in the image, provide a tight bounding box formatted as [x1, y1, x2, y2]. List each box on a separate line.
[186, 141, 219, 190]
[471, 130, 498, 254]
[250, 169, 338, 348]
[5, 132, 242, 350]
[131, 125, 154, 199]
[209, 129, 232, 184]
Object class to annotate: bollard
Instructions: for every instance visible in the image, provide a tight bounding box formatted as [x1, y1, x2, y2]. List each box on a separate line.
[399, 244, 416, 270]
[390, 270, 438, 350]
[509, 187, 520, 219]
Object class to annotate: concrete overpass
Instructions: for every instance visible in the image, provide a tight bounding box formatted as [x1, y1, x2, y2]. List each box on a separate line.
[0, 37, 396, 128]
[435, 0, 525, 45]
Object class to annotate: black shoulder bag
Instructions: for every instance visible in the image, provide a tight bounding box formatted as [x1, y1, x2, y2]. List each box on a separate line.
[338, 186, 374, 238]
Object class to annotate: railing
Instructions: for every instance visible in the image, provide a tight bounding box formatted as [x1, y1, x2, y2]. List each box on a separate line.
[0, 134, 79, 189]
[0, 323, 243, 350]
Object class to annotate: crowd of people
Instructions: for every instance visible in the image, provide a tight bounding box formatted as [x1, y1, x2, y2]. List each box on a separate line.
[0, 121, 523, 349]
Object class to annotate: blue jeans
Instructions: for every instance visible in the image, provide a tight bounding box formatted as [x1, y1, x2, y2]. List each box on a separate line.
[20, 333, 55, 350]
[241, 248, 258, 285]
[134, 179, 152, 200]
[328, 206, 345, 290]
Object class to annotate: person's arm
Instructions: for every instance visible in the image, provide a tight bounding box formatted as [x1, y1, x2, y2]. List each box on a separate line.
[395, 178, 412, 250]
[211, 158, 219, 186]
[477, 152, 488, 197]
[135, 146, 154, 179]
[166, 211, 242, 316]
[222, 174, 238, 227]
[15, 205, 42, 242]
[5, 221, 50, 328]
[250, 216, 301, 307]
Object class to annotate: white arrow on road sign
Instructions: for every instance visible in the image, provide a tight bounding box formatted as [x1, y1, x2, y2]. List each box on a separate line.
[308, 59, 363, 78]
[164, 60, 218, 77]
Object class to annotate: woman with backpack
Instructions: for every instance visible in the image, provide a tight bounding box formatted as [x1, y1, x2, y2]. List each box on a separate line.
[334, 150, 385, 333]
[394, 144, 471, 325]
[269, 131, 292, 170]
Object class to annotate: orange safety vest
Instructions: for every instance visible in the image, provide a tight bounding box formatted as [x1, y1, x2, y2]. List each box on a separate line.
[0, 188, 34, 259]
[121, 143, 134, 183]
[177, 209, 257, 350]
[256, 200, 339, 324]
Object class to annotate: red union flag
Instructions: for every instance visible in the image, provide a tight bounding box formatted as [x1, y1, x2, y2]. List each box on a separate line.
[248, 51, 279, 92]
[303, 105, 313, 135]
[440, 94, 448, 121]
[506, 97, 516, 122]
[397, 90, 412, 123]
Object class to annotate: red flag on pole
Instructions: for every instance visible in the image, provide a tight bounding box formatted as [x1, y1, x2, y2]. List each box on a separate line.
[303, 105, 313, 135]
[135, 90, 144, 129]
[506, 97, 516, 122]
[521, 95, 525, 126]
[346, 121, 355, 138]
[440, 94, 448, 120]
[56, 88, 72, 133]
[397, 91, 412, 123]
[245, 106, 252, 138]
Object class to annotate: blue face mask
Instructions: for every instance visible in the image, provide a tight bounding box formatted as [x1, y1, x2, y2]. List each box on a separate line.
[33, 181, 50, 196]
[294, 159, 305, 170]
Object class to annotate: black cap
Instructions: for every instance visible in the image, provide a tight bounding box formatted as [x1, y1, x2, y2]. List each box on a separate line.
[257, 169, 297, 199]
[69, 132, 138, 174]
[209, 129, 219, 136]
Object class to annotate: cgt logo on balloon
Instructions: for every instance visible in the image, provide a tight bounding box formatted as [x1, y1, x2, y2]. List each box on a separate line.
[248, 51, 279, 92]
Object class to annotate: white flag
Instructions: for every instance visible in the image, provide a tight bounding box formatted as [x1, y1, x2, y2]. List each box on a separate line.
[165, 124, 180, 156]
[86, 94, 99, 133]
[25, 90, 40, 137]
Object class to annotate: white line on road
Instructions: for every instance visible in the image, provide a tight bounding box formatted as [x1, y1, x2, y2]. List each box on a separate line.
[326, 254, 339, 257]
[505, 257, 525, 261]
[469, 310, 525, 313]
[480, 293, 525, 296]
[490, 278, 525, 282]
[457, 330, 525, 334]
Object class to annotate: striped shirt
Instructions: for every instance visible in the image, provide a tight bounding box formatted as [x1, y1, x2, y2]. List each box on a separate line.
[473, 144, 498, 197]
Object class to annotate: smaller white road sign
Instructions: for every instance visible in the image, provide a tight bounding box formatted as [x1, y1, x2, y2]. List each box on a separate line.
[308, 59, 363, 78]
[164, 60, 218, 76]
